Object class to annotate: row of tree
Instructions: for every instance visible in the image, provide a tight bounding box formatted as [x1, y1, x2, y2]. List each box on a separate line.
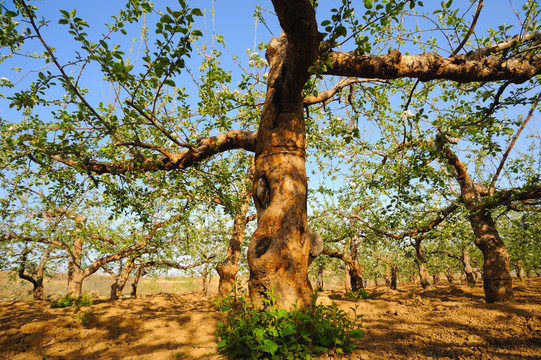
[0, 0, 540, 307]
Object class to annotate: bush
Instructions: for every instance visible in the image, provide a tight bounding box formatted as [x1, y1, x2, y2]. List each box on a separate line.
[346, 288, 374, 300]
[216, 291, 363, 359]
[51, 294, 94, 308]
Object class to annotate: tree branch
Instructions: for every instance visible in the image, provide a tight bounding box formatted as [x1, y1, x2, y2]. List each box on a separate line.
[303, 78, 382, 105]
[50, 130, 257, 174]
[452, 0, 483, 56]
[490, 98, 539, 190]
[323, 40, 541, 83]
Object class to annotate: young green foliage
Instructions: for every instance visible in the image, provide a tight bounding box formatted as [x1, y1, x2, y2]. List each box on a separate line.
[215, 290, 363, 359]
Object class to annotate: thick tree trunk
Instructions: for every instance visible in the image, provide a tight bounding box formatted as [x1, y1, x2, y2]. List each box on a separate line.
[247, 32, 321, 309]
[33, 278, 44, 300]
[216, 165, 253, 297]
[349, 263, 365, 292]
[66, 275, 83, 297]
[469, 211, 513, 302]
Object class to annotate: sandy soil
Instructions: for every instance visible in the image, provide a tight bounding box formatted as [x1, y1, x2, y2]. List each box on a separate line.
[0, 278, 540, 360]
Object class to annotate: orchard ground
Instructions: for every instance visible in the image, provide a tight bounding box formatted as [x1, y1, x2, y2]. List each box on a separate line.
[0, 272, 540, 359]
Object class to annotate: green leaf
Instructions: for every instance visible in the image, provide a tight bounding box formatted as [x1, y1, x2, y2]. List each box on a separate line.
[261, 339, 278, 355]
[191, 8, 203, 16]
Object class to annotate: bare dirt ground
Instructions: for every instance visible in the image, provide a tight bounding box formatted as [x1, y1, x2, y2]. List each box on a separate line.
[0, 278, 540, 360]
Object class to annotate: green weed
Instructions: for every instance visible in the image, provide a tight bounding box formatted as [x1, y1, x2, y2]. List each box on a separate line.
[346, 288, 374, 300]
[215, 290, 363, 359]
[50, 294, 94, 308]
[76, 312, 93, 326]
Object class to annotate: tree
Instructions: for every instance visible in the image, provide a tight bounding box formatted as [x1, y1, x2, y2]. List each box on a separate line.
[2, 0, 541, 307]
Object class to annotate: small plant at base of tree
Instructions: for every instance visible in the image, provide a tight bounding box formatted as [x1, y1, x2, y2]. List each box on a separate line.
[346, 289, 374, 300]
[215, 290, 364, 359]
[76, 312, 93, 326]
[50, 294, 94, 308]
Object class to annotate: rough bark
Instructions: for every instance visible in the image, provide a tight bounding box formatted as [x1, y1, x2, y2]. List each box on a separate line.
[323, 49, 541, 83]
[469, 210, 513, 302]
[216, 163, 254, 298]
[246, 0, 322, 309]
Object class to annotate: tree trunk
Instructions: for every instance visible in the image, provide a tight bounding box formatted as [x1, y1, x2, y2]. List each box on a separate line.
[201, 263, 210, 295]
[247, 32, 322, 309]
[462, 247, 477, 285]
[416, 260, 433, 290]
[433, 272, 440, 285]
[344, 264, 351, 292]
[109, 258, 136, 301]
[130, 267, 145, 298]
[446, 266, 454, 284]
[316, 264, 324, 290]
[390, 265, 398, 290]
[67, 237, 84, 297]
[216, 164, 253, 298]
[469, 210, 513, 302]
[516, 260, 525, 283]
[384, 266, 391, 287]
[349, 263, 365, 292]
[437, 137, 513, 302]
[414, 239, 433, 290]
[348, 235, 364, 292]
[33, 278, 44, 300]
